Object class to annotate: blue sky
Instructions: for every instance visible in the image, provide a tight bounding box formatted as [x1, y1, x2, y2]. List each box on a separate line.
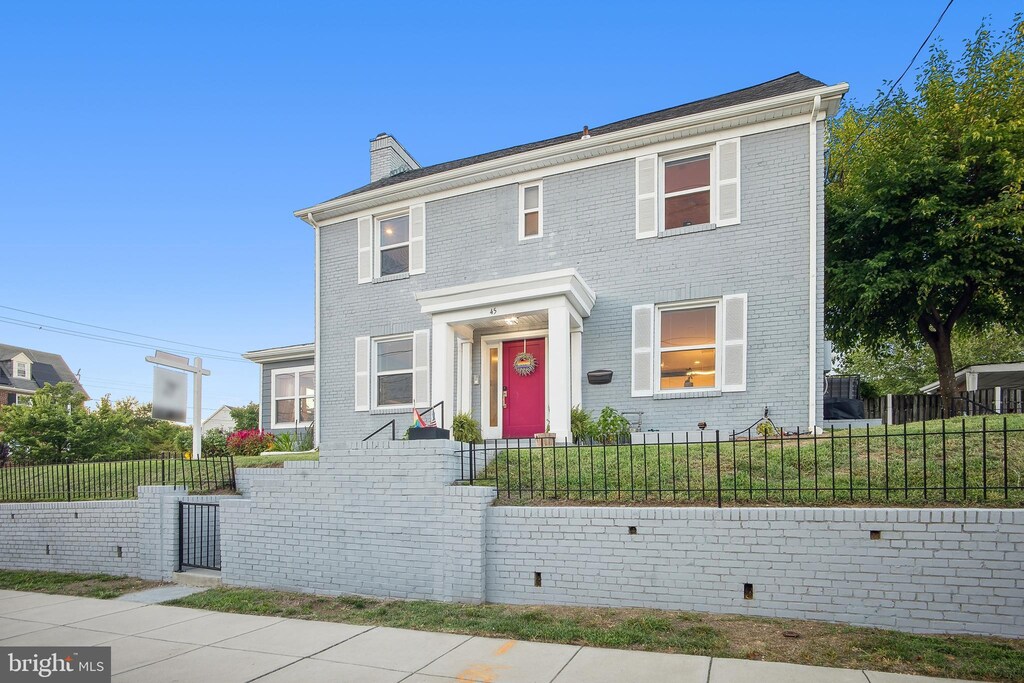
[0, 1, 1012, 422]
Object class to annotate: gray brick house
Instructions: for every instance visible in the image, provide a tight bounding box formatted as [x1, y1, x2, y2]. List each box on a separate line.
[293, 73, 847, 442]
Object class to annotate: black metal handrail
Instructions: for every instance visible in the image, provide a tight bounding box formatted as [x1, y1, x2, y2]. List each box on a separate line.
[419, 401, 445, 429]
[363, 419, 397, 441]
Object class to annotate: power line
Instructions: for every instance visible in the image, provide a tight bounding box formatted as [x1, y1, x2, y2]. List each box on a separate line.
[0, 304, 243, 356]
[0, 316, 247, 363]
[852, 0, 955, 147]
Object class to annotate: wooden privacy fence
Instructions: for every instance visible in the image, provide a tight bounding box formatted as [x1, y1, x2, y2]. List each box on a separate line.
[864, 387, 1024, 425]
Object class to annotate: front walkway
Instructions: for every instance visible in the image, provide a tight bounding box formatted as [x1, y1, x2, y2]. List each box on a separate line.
[0, 590, 978, 682]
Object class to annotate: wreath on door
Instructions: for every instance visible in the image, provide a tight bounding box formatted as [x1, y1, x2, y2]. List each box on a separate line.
[513, 339, 538, 377]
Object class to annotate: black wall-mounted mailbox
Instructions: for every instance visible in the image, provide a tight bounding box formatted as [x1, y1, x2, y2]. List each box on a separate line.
[587, 370, 613, 385]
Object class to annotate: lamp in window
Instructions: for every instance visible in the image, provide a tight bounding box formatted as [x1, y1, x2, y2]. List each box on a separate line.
[683, 367, 694, 388]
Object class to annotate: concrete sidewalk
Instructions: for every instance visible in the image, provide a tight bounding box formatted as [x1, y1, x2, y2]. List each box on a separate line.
[0, 590, 979, 682]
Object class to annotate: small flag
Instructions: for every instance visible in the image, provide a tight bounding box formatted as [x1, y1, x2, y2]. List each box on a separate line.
[411, 409, 436, 429]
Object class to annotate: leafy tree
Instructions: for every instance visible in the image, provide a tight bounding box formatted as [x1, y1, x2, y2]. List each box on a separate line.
[230, 402, 259, 431]
[826, 17, 1024, 414]
[839, 324, 1024, 396]
[0, 382, 92, 463]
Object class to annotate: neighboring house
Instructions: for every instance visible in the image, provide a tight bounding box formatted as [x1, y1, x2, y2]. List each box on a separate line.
[920, 362, 1024, 395]
[0, 343, 90, 405]
[294, 73, 847, 441]
[201, 405, 237, 435]
[242, 343, 315, 435]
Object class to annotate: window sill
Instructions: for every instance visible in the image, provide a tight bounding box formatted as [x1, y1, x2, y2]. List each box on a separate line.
[659, 222, 716, 238]
[373, 272, 410, 284]
[654, 390, 722, 400]
[272, 422, 313, 430]
[370, 406, 411, 415]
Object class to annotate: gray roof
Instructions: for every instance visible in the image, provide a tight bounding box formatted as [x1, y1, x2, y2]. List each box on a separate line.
[0, 343, 90, 399]
[325, 72, 825, 203]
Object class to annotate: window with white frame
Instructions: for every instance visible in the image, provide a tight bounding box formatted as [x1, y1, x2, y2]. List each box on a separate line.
[14, 361, 28, 379]
[15, 394, 32, 406]
[657, 302, 718, 391]
[272, 366, 315, 427]
[661, 151, 711, 230]
[377, 212, 410, 276]
[373, 335, 414, 408]
[519, 182, 542, 239]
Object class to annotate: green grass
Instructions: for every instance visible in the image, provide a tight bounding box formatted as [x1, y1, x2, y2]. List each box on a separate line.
[473, 415, 1024, 506]
[0, 569, 161, 599]
[0, 451, 318, 503]
[169, 586, 1024, 682]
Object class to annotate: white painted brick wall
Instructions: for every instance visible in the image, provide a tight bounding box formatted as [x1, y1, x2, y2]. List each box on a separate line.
[486, 506, 1024, 638]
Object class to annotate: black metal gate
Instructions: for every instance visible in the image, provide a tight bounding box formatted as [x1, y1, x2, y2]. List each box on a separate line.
[178, 501, 221, 571]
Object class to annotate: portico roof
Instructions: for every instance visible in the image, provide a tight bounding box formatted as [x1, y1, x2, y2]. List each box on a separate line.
[414, 268, 596, 320]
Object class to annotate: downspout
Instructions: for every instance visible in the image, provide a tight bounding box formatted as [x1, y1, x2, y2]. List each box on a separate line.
[808, 95, 821, 431]
[308, 212, 322, 449]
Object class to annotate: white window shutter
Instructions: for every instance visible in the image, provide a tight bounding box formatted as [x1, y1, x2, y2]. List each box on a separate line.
[722, 293, 747, 392]
[357, 217, 373, 283]
[635, 155, 658, 239]
[409, 204, 426, 275]
[715, 138, 741, 227]
[631, 304, 655, 397]
[354, 336, 371, 411]
[413, 329, 430, 407]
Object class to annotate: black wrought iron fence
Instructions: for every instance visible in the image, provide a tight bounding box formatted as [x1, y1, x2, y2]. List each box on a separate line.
[0, 453, 236, 503]
[459, 417, 1024, 507]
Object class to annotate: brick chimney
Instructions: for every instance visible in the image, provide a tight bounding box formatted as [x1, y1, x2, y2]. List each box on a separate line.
[370, 133, 419, 183]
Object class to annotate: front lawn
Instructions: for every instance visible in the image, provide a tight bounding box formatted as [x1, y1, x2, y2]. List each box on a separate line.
[169, 586, 1024, 682]
[0, 569, 162, 599]
[471, 415, 1024, 506]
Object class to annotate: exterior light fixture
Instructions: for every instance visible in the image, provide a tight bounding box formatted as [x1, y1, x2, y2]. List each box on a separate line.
[504, 316, 519, 326]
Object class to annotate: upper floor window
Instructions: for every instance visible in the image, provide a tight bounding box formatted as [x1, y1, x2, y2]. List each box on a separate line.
[377, 212, 410, 276]
[519, 182, 542, 240]
[656, 302, 719, 391]
[15, 394, 32, 406]
[662, 153, 711, 229]
[373, 335, 414, 408]
[272, 366, 315, 428]
[14, 361, 28, 379]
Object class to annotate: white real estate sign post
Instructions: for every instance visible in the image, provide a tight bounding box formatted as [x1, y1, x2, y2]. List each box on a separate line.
[146, 351, 211, 459]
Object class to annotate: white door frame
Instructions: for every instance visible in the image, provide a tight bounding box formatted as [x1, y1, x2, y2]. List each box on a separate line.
[480, 330, 549, 440]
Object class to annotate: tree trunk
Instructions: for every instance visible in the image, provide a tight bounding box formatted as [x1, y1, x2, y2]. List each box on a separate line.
[916, 280, 977, 419]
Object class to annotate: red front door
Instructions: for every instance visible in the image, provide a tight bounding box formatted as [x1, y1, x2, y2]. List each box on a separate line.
[502, 338, 545, 438]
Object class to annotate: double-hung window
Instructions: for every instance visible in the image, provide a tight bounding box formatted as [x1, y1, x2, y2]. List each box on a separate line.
[15, 361, 28, 379]
[272, 366, 315, 428]
[519, 182, 542, 240]
[657, 302, 718, 391]
[377, 212, 410, 276]
[373, 335, 414, 408]
[661, 152, 711, 230]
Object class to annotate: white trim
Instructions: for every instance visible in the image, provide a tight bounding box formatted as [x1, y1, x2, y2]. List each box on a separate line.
[480, 331, 549, 440]
[416, 268, 596, 320]
[654, 298, 722, 395]
[458, 339, 473, 414]
[270, 365, 315, 430]
[242, 343, 315, 363]
[371, 333, 415, 411]
[375, 209, 411, 278]
[659, 147, 713, 233]
[518, 181, 543, 241]
[314, 224, 321, 445]
[296, 84, 848, 226]
[808, 95, 821, 429]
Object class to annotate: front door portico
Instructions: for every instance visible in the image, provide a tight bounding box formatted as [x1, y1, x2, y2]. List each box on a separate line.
[415, 269, 595, 441]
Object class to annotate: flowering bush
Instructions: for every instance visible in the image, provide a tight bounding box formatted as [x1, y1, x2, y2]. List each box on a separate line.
[226, 429, 274, 458]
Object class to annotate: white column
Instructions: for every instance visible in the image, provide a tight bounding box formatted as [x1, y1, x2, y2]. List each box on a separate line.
[995, 385, 1002, 414]
[431, 319, 455, 429]
[458, 339, 473, 415]
[548, 305, 571, 440]
[570, 331, 583, 409]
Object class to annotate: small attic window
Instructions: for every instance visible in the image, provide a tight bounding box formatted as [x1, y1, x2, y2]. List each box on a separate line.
[15, 361, 29, 379]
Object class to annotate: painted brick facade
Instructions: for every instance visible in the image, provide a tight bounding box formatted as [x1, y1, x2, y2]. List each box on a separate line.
[319, 123, 826, 441]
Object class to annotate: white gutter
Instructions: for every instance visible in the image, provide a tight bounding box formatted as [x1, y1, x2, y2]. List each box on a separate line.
[295, 83, 849, 226]
[808, 95, 821, 430]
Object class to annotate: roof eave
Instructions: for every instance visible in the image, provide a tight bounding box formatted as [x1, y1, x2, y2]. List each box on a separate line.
[295, 82, 849, 226]
[242, 343, 316, 364]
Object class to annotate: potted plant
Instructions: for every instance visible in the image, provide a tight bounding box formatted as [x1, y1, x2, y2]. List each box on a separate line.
[451, 412, 482, 443]
[534, 419, 556, 447]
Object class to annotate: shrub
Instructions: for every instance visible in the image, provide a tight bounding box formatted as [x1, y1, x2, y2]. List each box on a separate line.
[595, 406, 630, 445]
[570, 405, 596, 443]
[269, 433, 294, 452]
[755, 421, 777, 439]
[202, 428, 230, 458]
[226, 429, 274, 458]
[451, 412, 482, 443]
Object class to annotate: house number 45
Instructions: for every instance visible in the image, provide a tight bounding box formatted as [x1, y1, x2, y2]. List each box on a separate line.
[490, 308, 497, 314]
